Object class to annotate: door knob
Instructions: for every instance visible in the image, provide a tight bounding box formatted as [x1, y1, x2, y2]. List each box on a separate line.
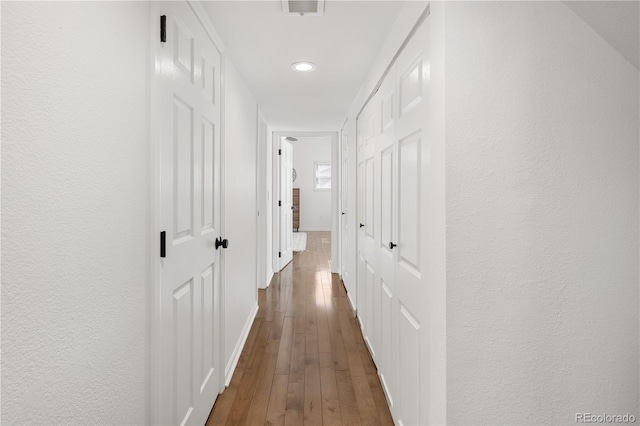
[215, 237, 229, 250]
[342, 212, 346, 215]
[291, 206, 294, 210]
[359, 223, 365, 228]
[389, 242, 397, 249]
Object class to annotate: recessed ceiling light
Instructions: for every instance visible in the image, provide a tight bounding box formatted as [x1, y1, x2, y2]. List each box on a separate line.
[291, 61, 316, 72]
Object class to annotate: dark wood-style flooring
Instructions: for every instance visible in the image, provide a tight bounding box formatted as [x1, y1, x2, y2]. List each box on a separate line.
[206, 231, 394, 426]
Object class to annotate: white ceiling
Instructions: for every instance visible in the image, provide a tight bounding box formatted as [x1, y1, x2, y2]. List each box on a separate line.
[201, 1, 405, 131]
[564, 1, 639, 69]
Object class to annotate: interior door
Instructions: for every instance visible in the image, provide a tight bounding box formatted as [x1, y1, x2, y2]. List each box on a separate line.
[279, 139, 293, 269]
[340, 128, 349, 280]
[376, 62, 398, 411]
[156, 2, 222, 424]
[356, 98, 379, 358]
[393, 17, 429, 426]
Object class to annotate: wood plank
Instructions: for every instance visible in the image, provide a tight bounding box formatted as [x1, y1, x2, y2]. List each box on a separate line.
[225, 320, 272, 425]
[335, 370, 362, 426]
[275, 317, 295, 375]
[304, 364, 323, 425]
[350, 372, 381, 426]
[269, 311, 287, 341]
[305, 336, 319, 367]
[205, 387, 236, 426]
[316, 292, 332, 354]
[284, 381, 304, 426]
[320, 363, 342, 425]
[289, 332, 306, 383]
[244, 347, 278, 425]
[265, 374, 289, 426]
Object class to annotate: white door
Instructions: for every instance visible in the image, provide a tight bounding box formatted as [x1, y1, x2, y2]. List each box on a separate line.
[354, 15, 431, 425]
[340, 128, 349, 281]
[356, 100, 379, 358]
[279, 140, 293, 269]
[375, 62, 398, 411]
[156, 2, 222, 425]
[392, 17, 430, 426]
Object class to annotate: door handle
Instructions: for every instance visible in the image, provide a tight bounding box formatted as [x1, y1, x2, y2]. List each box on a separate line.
[291, 206, 294, 210]
[359, 223, 365, 228]
[389, 242, 397, 249]
[215, 237, 229, 250]
[342, 212, 346, 215]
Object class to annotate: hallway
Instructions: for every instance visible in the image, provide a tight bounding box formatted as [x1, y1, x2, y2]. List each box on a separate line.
[207, 232, 393, 426]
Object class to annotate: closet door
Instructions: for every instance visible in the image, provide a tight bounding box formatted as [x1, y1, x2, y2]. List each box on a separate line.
[355, 12, 432, 426]
[375, 63, 398, 411]
[393, 17, 430, 426]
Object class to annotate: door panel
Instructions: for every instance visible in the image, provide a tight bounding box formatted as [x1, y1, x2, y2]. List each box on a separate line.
[173, 97, 194, 241]
[157, 2, 222, 424]
[174, 278, 194, 426]
[398, 132, 421, 272]
[399, 303, 420, 426]
[365, 262, 376, 357]
[201, 120, 215, 232]
[365, 158, 375, 239]
[279, 140, 293, 269]
[380, 147, 393, 251]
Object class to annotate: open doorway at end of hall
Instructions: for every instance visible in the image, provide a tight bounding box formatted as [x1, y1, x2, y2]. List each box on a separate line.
[271, 131, 340, 277]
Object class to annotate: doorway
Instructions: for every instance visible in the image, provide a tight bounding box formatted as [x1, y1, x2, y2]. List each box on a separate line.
[272, 132, 339, 273]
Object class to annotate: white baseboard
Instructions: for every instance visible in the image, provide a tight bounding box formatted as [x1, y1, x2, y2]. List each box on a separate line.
[224, 304, 258, 386]
[347, 291, 357, 316]
[265, 270, 274, 288]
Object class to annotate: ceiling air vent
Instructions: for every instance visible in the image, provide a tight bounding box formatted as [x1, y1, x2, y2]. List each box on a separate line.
[282, 0, 324, 16]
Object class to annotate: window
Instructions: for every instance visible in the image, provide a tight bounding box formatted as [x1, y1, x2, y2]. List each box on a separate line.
[314, 162, 331, 190]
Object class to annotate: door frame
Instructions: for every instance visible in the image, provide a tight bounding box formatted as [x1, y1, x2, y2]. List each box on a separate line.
[272, 131, 339, 273]
[149, 2, 227, 423]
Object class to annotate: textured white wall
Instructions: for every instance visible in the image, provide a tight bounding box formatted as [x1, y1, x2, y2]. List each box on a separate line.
[292, 136, 332, 231]
[1, 2, 150, 424]
[445, 2, 640, 424]
[223, 60, 259, 380]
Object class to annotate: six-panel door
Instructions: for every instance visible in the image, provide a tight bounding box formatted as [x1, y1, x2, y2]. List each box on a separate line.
[158, 3, 222, 425]
[355, 15, 430, 426]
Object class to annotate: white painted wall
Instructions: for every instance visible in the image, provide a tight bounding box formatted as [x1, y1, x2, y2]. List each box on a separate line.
[445, 2, 640, 423]
[292, 136, 332, 231]
[1, 2, 150, 424]
[222, 60, 259, 382]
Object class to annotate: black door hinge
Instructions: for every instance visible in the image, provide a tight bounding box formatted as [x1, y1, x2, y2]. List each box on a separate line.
[160, 15, 167, 43]
[278, 252, 282, 258]
[278, 200, 282, 206]
[278, 149, 282, 155]
[160, 231, 166, 258]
